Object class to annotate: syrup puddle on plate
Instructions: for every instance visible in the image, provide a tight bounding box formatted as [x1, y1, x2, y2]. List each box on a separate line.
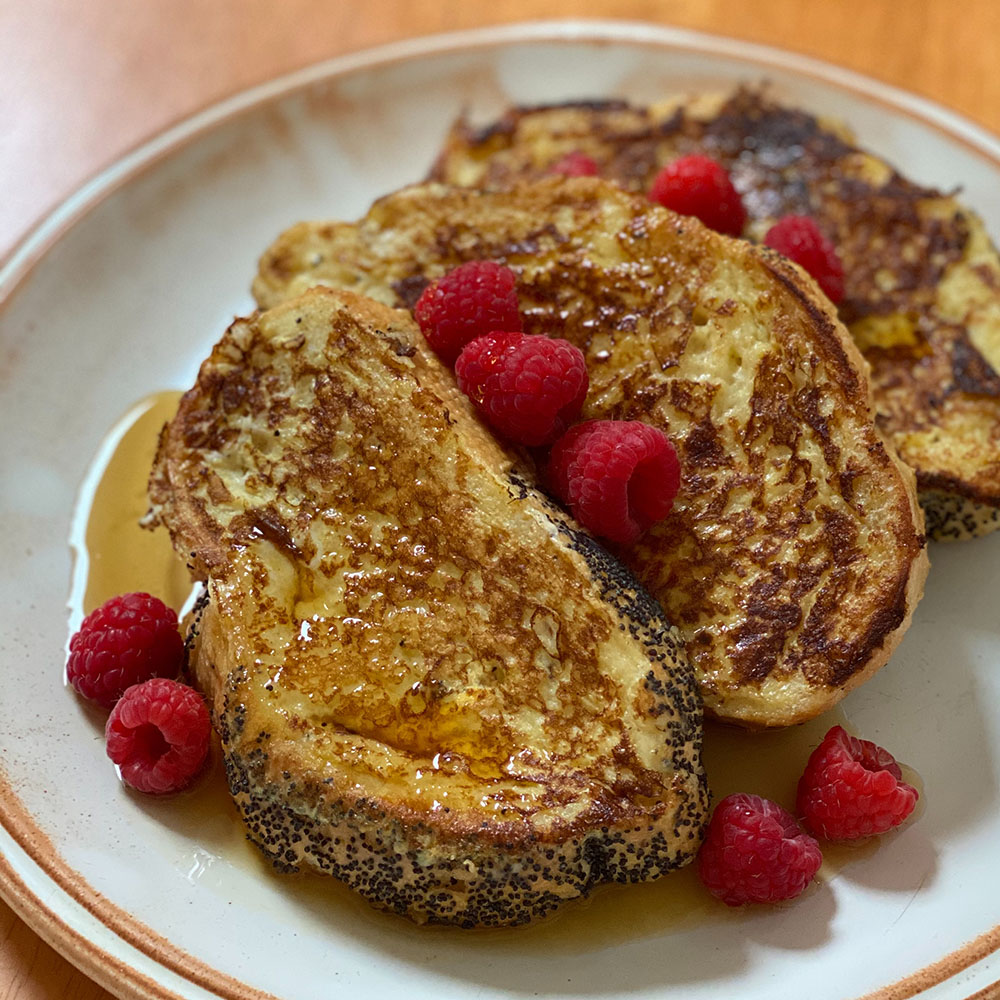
[68, 391, 920, 944]
[68, 390, 193, 620]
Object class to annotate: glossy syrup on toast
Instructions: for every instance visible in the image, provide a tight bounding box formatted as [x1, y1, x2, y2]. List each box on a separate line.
[148, 288, 708, 927]
[429, 88, 1000, 540]
[252, 177, 929, 728]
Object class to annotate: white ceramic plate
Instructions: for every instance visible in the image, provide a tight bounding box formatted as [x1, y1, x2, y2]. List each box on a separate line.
[2, 20, 1000, 1000]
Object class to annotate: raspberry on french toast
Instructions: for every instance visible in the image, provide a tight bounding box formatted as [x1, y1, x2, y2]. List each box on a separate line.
[252, 177, 929, 728]
[427, 88, 1000, 541]
[148, 288, 708, 927]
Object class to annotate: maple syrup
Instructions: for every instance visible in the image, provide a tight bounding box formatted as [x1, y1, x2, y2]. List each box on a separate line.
[69, 392, 919, 943]
[68, 391, 192, 618]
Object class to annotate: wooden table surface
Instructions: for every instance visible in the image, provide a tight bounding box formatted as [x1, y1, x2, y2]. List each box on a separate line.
[2, 1, 999, 998]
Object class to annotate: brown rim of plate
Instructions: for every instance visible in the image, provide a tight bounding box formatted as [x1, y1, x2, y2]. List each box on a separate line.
[961, 980, 1000, 1000]
[1, 19, 999, 1000]
[0, 768, 279, 1000]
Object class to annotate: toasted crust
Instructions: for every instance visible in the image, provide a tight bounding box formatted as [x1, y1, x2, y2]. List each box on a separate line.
[149, 288, 708, 927]
[252, 177, 929, 727]
[428, 88, 1000, 540]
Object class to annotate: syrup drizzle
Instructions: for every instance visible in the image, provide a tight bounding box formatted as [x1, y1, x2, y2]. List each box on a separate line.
[69, 391, 921, 944]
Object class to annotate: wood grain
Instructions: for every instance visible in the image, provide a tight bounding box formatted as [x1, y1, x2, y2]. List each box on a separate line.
[2, 0, 999, 262]
[2, 1, 998, 997]
[1, 896, 110, 1000]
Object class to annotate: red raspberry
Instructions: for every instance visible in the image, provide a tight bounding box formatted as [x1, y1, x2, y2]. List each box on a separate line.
[455, 331, 588, 447]
[549, 151, 599, 177]
[697, 793, 822, 906]
[648, 154, 747, 237]
[796, 725, 918, 840]
[105, 678, 211, 794]
[67, 592, 184, 709]
[413, 260, 522, 365]
[764, 215, 845, 305]
[547, 420, 680, 545]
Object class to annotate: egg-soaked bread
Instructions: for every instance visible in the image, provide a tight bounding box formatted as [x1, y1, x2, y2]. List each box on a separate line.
[427, 88, 1000, 540]
[148, 287, 708, 927]
[252, 177, 929, 727]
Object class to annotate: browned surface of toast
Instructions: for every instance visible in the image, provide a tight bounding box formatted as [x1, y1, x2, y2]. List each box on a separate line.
[252, 177, 929, 727]
[148, 287, 708, 927]
[428, 88, 1000, 539]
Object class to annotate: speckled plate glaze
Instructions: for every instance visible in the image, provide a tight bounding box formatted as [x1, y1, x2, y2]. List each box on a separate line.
[2, 20, 1000, 1000]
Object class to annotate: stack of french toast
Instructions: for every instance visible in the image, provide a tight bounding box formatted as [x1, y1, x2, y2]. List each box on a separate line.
[148, 87, 1000, 927]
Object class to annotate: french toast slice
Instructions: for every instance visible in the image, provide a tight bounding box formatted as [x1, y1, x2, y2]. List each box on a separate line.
[428, 88, 1000, 541]
[252, 177, 929, 728]
[148, 287, 708, 928]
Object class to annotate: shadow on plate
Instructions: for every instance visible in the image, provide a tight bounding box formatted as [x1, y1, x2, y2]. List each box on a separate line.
[273, 853, 837, 996]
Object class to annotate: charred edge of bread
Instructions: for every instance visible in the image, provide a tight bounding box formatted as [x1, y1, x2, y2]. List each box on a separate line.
[920, 489, 1000, 541]
[679, 251, 927, 728]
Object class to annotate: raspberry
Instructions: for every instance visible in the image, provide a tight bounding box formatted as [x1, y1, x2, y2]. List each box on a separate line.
[764, 215, 845, 305]
[697, 793, 822, 906]
[105, 678, 211, 794]
[455, 331, 588, 447]
[547, 420, 680, 545]
[67, 592, 184, 709]
[796, 725, 918, 840]
[548, 151, 599, 177]
[413, 260, 522, 365]
[648, 154, 746, 237]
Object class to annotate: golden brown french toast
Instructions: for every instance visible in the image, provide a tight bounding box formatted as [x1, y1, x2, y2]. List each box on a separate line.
[148, 287, 708, 927]
[252, 177, 929, 728]
[428, 88, 1000, 541]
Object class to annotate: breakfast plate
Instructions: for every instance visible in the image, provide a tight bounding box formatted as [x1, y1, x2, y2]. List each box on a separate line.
[2, 19, 1000, 1000]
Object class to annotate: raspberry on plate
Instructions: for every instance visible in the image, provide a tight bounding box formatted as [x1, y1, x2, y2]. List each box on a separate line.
[547, 420, 681, 545]
[764, 215, 846, 305]
[797, 725, 919, 840]
[413, 260, 522, 365]
[105, 678, 211, 794]
[548, 151, 600, 177]
[697, 793, 822, 906]
[455, 331, 588, 447]
[648, 154, 747, 237]
[66, 592, 184, 709]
